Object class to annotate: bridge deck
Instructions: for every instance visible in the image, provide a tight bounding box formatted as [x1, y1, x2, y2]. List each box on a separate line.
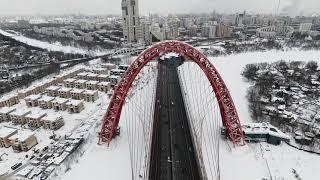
[149, 57, 201, 180]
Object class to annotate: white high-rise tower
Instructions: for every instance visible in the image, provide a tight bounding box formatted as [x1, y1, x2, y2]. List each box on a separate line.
[122, 0, 140, 43]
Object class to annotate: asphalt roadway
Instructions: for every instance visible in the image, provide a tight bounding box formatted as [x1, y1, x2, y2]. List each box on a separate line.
[149, 57, 201, 180]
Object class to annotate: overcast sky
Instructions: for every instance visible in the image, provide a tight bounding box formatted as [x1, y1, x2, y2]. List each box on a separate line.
[0, 0, 319, 16]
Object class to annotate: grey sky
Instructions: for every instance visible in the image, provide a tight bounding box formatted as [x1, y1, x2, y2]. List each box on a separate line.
[0, 0, 319, 16]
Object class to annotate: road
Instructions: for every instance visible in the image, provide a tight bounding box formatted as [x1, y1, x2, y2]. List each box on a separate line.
[149, 57, 201, 180]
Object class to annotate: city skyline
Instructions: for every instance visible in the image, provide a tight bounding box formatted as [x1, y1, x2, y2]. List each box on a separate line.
[0, 0, 319, 16]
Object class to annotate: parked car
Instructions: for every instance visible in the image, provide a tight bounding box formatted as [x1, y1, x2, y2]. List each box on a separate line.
[11, 162, 22, 170]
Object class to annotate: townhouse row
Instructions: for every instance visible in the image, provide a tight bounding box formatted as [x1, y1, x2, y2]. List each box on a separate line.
[45, 86, 99, 102]
[0, 68, 84, 108]
[24, 94, 86, 113]
[62, 78, 112, 92]
[0, 107, 65, 130]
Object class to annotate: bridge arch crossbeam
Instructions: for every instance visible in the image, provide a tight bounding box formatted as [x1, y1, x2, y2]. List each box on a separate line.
[99, 40, 245, 146]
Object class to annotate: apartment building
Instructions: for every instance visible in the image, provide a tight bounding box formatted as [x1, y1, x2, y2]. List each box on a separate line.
[9, 131, 38, 152]
[101, 63, 116, 70]
[0, 107, 16, 122]
[97, 82, 111, 93]
[83, 90, 99, 102]
[92, 68, 109, 75]
[75, 79, 88, 89]
[58, 87, 73, 99]
[10, 109, 31, 125]
[24, 94, 42, 107]
[0, 95, 19, 107]
[38, 96, 55, 109]
[97, 74, 109, 82]
[52, 98, 69, 111]
[66, 100, 85, 113]
[70, 89, 85, 100]
[46, 86, 61, 97]
[0, 127, 18, 148]
[86, 80, 99, 90]
[76, 72, 88, 80]
[42, 115, 64, 130]
[63, 78, 77, 88]
[26, 112, 47, 129]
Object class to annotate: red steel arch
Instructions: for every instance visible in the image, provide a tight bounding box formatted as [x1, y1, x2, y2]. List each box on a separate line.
[99, 40, 245, 146]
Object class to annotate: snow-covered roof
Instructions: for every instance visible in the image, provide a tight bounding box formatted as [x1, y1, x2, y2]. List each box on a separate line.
[87, 73, 99, 77]
[119, 64, 130, 68]
[109, 75, 120, 79]
[265, 106, 277, 111]
[24, 94, 42, 101]
[64, 78, 77, 83]
[25, 112, 47, 119]
[278, 105, 286, 110]
[98, 82, 111, 86]
[9, 130, 35, 142]
[242, 123, 290, 140]
[66, 100, 83, 106]
[46, 86, 61, 91]
[271, 96, 284, 102]
[18, 88, 33, 94]
[101, 63, 116, 67]
[83, 90, 98, 95]
[110, 69, 125, 73]
[86, 80, 99, 85]
[77, 72, 88, 76]
[10, 109, 31, 117]
[92, 68, 107, 71]
[0, 106, 16, 114]
[259, 96, 269, 103]
[52, 97, 69, 104]
[75, 79, 88, 83]
[58, 87, 72, 92]
[71, 89, 85, 94]
[0, 94, 18, 101]
[42, 114, 63, 122]
[97, 74, 109, 78]
[0, 127, 17, 137]
[38, 95, 55, 102]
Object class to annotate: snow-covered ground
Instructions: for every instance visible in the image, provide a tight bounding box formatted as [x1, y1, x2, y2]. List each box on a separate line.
[56, 49, 320, 180]
[49, 50, 320, 180]
[212, 50, 320, 180]
[60, 63, 158, 180]
[211, 49, 320, 125]
[3, 49, 320, 180]
[0, 91, 109, 173]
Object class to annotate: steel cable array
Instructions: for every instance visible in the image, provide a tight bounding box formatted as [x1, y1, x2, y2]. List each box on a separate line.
[121, 63, 158, 180]
[178, 61, 221, 180]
